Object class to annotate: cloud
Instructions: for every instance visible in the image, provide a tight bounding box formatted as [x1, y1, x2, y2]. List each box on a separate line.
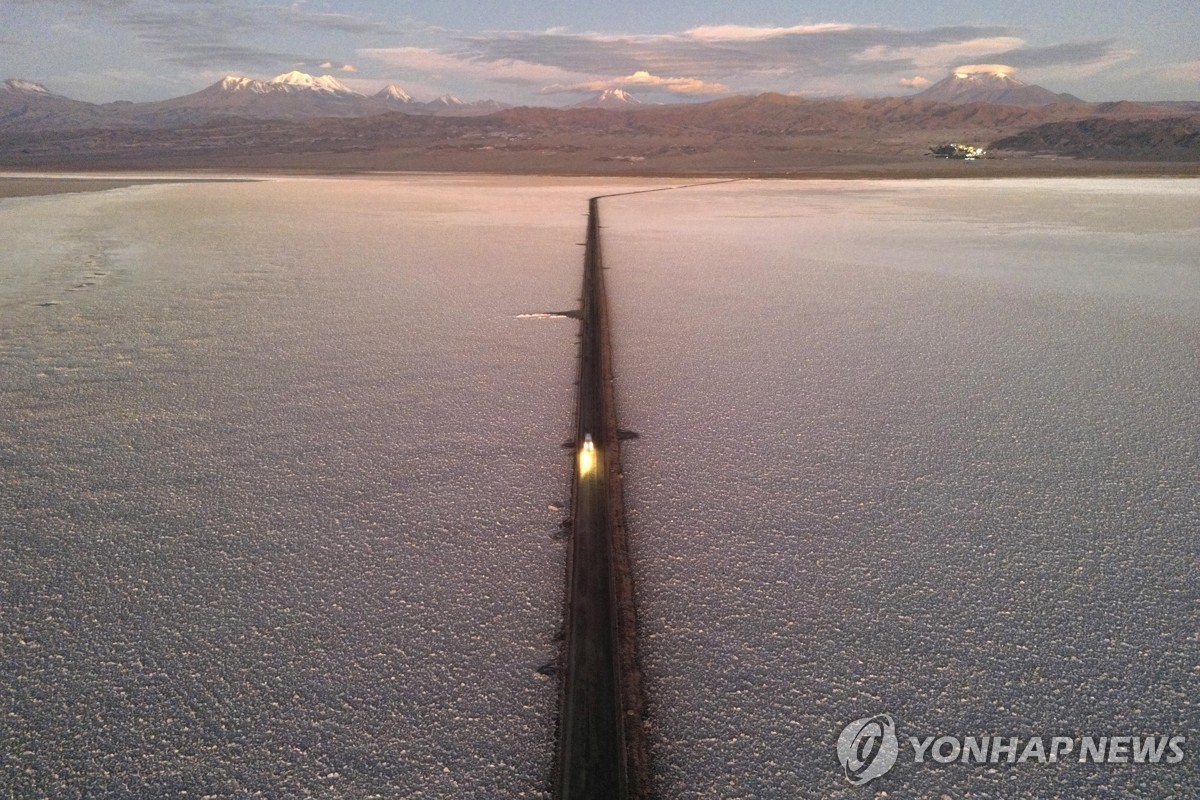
[468, 25, 1137, 83]
[541, 70, 728, 96]
[899, 76, 931, 88]
[164, 44, 310, 70]
[1161, 60, 1200, 82]
[457, 24, 1028, 82]
[272, 7, 400, 36]
[952, 64, 1016, 76]
[361, 46, 587, 86]
[682, 23, 860, 42]
[111, 5, 317, 71]
[618, 70, 728, 95]
[339, 64, 357, 73]
[320, 61, 333, 69]
[856, 36, 1024, 72]
[359, 22, 1144, 101]
[53, 1, 402, 75]
[443, 23, 1143, 99]
[972, 40, 1135, 71]
[915, 45, 1134, 93]
[118, 5, 256, 45]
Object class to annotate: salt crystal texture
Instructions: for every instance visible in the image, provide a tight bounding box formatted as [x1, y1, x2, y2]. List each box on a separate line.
[604, 178, 1199, 799]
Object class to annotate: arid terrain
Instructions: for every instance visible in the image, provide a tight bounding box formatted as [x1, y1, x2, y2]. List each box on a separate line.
[4, 78, 1199, 176]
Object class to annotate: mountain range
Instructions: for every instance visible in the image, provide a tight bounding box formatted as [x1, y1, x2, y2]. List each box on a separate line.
[0, 72, 508, 130]
[2, 68, 1122, 133]
[2, 71, 1197, 169]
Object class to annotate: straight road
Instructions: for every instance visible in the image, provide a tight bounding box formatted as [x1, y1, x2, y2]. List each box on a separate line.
[557, 199, 627, 799]
[559, 187, 730, 798]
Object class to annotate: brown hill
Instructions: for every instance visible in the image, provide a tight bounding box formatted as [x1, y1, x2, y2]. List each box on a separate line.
[991, 116, 1200, 160]
[4, 88, 1199, 172]
[496, 93, 1069, 136]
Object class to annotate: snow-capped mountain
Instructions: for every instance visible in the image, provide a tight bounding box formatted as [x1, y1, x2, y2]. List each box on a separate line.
[916, 67, 1082, 107]
[0, 73, 511, 129]
[262, 71, 362, 96]
[213, 76, 267, 94]
[574, 89, 643, 109]
[421, 94, 512, 116]
[145, 71, 379, 119]
[375, 85, 413, 104]
[207, 71, 363, 98]
[148, 73, 508, 119]
[0, 78, 106, 128]
[3, 79, 56, 96]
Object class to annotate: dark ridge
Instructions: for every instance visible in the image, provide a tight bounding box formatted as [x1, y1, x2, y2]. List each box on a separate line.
[990, 116, 1200, 161]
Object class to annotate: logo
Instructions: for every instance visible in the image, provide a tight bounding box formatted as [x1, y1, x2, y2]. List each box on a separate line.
[834, 713, 1187, 787]
[838, 714, 899, 785]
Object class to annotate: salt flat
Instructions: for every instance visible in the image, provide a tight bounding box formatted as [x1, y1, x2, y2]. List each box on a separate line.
[0, 175, 669, 798]
[604, 179, 1199, 799]
[4, 175, 1196, 799]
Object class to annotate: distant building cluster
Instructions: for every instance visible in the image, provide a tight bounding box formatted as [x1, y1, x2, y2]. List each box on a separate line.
[930, 143, 987, 159]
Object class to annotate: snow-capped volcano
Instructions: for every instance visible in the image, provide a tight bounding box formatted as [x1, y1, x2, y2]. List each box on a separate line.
[375, 84, 413, 103]
[267, 71, 361, 95]
[574, 88, 643, 109]
[143, 71, 376, 119]
[212, 71, 363, 97]
[916, 66, 1081, 106]
[3, 79, 55, 95]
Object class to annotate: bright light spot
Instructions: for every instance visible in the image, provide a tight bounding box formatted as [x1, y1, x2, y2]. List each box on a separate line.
[579, 433, 596, 476]
[578, 447, 596, 476]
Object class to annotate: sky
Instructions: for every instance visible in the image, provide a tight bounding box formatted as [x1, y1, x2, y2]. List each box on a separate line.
[2, 0, 1198, 104]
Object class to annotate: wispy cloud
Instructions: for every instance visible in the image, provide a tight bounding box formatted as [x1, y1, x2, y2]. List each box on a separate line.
[163, 44, 310, 71]
[1161, 60, 1200, 82]
[540, 70, 728, 97]
[360, 46, 588, 86]
[856, 36, 1025, 72]
[315, 61, 359, 75]
[110, 5, 309, 71]
[62, 1, 398, 74]
[953, 64, 1016, 75]
[682, 23, 860, 42]
[972, 40, 1135, 71]
[450, 23, 1130, 96]
[272, 7, 401, 36]
[459, 24, 1024, 78]
[118, 5, 257, 46]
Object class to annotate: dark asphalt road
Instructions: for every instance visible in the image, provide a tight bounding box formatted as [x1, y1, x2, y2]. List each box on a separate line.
[557, 185, 738, 799]
[557, 198, 628, 799]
